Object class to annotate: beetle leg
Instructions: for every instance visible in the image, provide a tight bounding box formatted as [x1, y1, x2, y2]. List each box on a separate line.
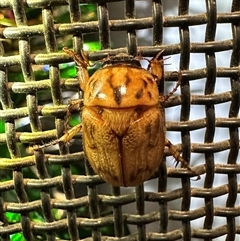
[58, 123, 83, 144]
[65, 99, 84, 130]
[165, 139, 200, 179]
[163, 71, 182, 103]
[31, 123, 83, 151]
[63, 47, 90, 91]
[67, 99, 84, 113]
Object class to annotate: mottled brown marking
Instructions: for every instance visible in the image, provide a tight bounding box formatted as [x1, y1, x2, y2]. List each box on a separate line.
[135, 88, 144, 99]
[130, 172, 137, 184]
[148, 91, 152, 99]
[129, 165, 151, 185]
[125, 74, 131, 86]
[143, 79, 148, 88]
[106, 75, 123, 105]
[107, 74, 114, 88]
[113, 87, 122, 105]
[145, 123, 151, 134]
[146, 77, 154, 84]
[89, 124, 97, 149]
[99, 166, 120, 184]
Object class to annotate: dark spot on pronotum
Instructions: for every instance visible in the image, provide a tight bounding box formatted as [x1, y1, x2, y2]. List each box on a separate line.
[113, 87, 122, 105]
[125, 74, 131, 86]
[107, 76, 123, 105]
[107, 74, 115, 88]
[148, 91, 152, 99]
[147, 77, 154, 83]
[135, 88, 144, 99]
[143, 79, 148, 88]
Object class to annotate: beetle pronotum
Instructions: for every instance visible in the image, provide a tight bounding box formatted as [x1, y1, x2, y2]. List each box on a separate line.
[34, 48, 199, 187]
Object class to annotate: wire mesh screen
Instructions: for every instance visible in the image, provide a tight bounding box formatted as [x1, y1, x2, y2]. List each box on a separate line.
[0, 0, 239, 240]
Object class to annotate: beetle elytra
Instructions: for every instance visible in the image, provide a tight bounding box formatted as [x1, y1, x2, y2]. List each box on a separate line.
[34, 48, 199, 187]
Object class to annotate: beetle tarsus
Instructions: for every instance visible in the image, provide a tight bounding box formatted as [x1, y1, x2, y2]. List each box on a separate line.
[31, 138, 61, 151]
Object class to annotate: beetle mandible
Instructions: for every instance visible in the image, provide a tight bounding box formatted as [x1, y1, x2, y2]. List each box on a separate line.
[35, 48, 199, 186]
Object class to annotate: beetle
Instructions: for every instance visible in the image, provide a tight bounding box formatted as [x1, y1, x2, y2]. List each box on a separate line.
[35, 48, 199, 186]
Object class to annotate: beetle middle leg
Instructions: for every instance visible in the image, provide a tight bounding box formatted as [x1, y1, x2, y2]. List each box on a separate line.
[31, 98, 83, 151]
[32, 48, 88, 151]
[65, 99, 84, 130]
[165, 139, 200, 179]
[31, 123, 83, 151]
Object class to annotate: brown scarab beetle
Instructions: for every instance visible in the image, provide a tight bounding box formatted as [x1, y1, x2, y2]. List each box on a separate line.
[35, 48, 199, 187]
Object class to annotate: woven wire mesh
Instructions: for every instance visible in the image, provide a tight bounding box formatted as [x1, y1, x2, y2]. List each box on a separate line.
[0, 0, 240, 240]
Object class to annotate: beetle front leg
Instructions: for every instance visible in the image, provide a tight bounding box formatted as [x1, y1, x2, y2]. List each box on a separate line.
[63, 47, 90, 91]
[165, 139, 200, 179]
